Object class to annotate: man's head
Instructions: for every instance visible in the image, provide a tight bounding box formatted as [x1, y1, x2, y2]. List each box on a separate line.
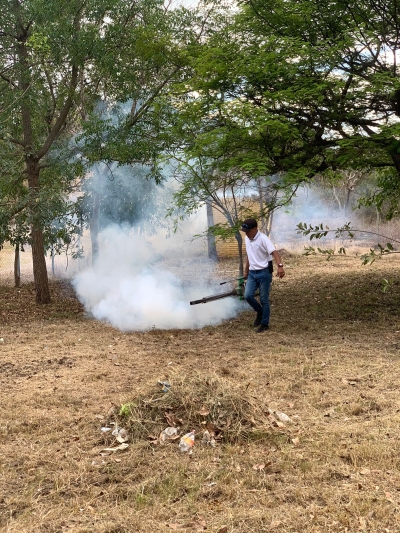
[240, 218, 258, 238]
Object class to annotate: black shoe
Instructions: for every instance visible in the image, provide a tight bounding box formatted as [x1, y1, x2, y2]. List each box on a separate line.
[256, 324, 269, 333]
[253, 312, 263, 327]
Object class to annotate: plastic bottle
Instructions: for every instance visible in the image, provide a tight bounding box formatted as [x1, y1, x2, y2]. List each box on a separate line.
[178, 430, 195, 452]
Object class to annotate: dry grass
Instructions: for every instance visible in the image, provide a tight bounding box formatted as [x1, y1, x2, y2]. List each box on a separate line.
[115, 371, 287, 445]
[0, 253, 400, 532]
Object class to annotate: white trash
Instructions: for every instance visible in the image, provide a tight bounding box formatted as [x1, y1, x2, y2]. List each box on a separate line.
[160, 426, 179, 443]
[179, 431, 195, 452]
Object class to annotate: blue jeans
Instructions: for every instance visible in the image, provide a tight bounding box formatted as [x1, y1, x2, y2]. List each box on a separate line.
[244, 268, 272, 325]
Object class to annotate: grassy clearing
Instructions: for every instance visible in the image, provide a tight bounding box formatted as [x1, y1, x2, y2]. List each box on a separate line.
[0, 254, 400, 532]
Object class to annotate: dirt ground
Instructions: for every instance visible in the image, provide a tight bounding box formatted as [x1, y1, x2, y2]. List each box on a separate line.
[1, 253, 400, 533]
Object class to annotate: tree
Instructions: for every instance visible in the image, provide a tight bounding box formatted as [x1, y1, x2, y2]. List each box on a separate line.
[168, 152, 276, 275]
[168, 0, 400, 229]
[236, 0, 400, 215]
[0, 0, 194, 302]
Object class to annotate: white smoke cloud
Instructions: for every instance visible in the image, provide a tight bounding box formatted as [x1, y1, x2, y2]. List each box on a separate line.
[72, 223, 243, 331]
[269, 185, 365, 250]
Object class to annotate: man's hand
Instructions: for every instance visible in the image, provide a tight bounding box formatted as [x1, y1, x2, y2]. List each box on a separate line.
[272, 251, 285, 279]
[276, 267, 285, 279]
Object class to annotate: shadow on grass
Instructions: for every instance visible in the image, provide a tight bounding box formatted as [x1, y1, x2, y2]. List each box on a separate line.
[274, 269, 400, 326]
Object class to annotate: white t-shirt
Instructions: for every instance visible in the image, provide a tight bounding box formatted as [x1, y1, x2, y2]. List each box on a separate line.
[245, 231, 276, 270]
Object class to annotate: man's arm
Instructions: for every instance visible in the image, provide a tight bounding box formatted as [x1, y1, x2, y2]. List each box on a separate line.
[244, 257, 250, 278]
[271, 250, 285, 278]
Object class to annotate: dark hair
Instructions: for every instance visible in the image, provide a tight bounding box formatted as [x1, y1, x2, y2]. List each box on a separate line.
[241, 218, 257, 231]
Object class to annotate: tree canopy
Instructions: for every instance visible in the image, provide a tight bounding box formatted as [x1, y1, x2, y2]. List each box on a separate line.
[0, 0, 198, 301]
[166, 0, 400, 226]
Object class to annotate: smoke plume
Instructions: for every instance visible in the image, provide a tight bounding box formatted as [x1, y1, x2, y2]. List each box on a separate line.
[72, 221, 242, 332]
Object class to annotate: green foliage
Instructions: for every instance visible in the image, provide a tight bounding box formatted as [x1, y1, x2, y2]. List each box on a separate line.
[0, 0, 198, 278]
[358, 168, 400, 220]
[381, 278, 394, 294]
[119, 402, 136, 417]
[296, 222, 355, 240]
[303, 245, 346, 260]
[167, 0, 400, 228]
[297, 222, 399, 263]
[360, 243, 397, 266]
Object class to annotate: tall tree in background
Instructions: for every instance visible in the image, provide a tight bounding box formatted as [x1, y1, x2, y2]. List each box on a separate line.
[168, 151, 274, 275]
[0, 0, 196, 302]
[0, 0, 84, 302]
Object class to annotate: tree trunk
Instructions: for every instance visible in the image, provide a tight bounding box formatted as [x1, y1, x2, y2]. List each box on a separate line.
[51, 246, 55, 276]
[17, 24, 51, 303]
[31, 225, 51, 303]
[257, 178, 267, 233]
[266, 209, 274, 237]
[235, 231, 244, 277]
[14, 244, 20, 288]
[27, 159, 51, 304]
[206, 199, 218, 261]
[263, 181, 278, 237]
[90, 192, 100, 264]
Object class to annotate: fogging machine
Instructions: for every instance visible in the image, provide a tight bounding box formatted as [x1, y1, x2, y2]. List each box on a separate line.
[190, 277, 246, 305]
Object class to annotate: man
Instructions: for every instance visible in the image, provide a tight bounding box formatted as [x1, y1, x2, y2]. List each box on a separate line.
[241, 218, 285, 333]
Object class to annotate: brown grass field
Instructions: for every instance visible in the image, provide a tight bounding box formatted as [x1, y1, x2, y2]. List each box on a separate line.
[1, 253, 400, 533]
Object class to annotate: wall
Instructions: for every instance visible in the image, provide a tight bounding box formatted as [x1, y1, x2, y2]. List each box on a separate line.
[211, 201, 271, 258]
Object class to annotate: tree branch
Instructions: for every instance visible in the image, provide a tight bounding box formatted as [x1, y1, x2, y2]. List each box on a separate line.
[127, 65, 181, 128]
[36, 65, 79, 159]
